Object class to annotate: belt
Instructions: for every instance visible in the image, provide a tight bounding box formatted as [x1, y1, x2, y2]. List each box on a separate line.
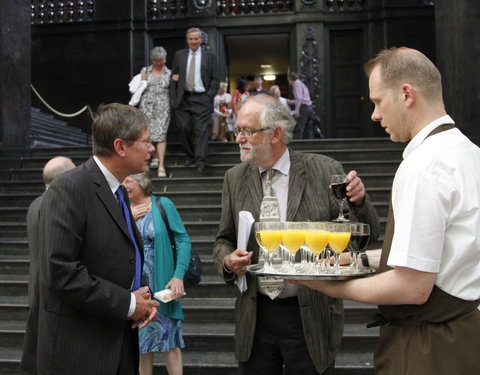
[257, 292, 298, 304]
[185, 90, 205, 95]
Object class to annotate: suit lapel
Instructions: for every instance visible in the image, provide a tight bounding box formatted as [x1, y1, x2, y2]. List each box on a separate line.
[286, 151, 307, 221]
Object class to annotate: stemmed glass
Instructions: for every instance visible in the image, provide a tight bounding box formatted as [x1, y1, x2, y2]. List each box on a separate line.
[330, 174, 349, 222]
[304, 222, 329, 274]
[349, 223, 370, 271]
[254, 222, 282, 273]
[328, 222, 351, 273]
[280, 222, 305, 273]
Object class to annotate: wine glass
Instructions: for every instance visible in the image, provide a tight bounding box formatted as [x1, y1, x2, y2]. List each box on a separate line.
[328, 222, 351, 273]
[330, 174, 349, 222]
[280, 222, 305, 273]
[350, 223, 370, 270]
[304, 222, 329, 274]
[254, 221, 282, 273]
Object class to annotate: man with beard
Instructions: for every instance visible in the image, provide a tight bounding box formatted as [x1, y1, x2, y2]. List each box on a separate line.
[212, 94, 380, 374]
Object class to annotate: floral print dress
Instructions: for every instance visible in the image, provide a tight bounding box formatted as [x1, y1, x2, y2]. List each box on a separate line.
[139, 66, 171, 143]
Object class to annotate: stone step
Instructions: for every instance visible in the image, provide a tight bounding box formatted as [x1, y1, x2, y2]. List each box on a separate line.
[0, 319, 378, 355]
[0, 348, 375, 375]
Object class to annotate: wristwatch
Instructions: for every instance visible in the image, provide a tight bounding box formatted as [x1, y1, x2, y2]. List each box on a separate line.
[360, 252, 369, 267]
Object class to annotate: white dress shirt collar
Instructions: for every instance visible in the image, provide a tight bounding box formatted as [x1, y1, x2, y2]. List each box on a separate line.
[403, 115, 455, 160]
[93, 155, 122, 195]
[258, 148, 290, 176]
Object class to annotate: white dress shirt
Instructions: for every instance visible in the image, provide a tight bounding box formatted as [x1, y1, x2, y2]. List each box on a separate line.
[187, 48, 206, 93]
[388, 115, 480, 300]
[93, 156, 137, 317]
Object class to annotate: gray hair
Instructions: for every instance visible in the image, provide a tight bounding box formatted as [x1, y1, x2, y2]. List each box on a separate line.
[186, 27, 202, 39]
[150, 46, 167, 61]
[249, 94, 296, 144]
[128, 171, 153, 196]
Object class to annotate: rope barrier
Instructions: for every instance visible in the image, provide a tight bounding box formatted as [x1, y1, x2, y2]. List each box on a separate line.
[31, 84, 91, 118]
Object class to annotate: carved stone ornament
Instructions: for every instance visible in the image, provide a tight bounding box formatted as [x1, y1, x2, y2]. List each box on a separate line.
[192, 0, 212, 14]
[299, 27, 321, 101]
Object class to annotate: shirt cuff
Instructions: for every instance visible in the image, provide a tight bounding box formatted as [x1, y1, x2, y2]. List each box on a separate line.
[127, 293, 136, 318]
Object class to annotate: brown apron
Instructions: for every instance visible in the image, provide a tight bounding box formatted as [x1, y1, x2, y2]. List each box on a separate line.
[372, 124, 480, 375]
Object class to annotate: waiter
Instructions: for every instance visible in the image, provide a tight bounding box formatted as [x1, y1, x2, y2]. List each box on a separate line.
[288, 47, 480, 374]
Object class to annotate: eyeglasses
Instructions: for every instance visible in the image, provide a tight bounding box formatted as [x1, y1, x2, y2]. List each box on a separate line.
[233, 127, 270, 138]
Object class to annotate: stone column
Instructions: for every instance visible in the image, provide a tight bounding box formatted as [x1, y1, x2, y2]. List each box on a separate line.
[0, 0, 31, 148]
[434, 1, 480, 137]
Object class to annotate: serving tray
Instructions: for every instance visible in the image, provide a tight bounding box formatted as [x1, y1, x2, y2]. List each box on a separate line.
[244, 264, 376, 280]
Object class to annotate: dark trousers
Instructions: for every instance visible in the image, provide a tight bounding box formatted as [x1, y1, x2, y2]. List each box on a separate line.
[174, 92, 212, 168]
[293, 105, 315, 139]
[238, 293, 335, 375]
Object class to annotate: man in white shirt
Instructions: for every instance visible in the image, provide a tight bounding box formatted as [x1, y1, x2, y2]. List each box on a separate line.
[170, 27, 219, 172]
[290, 47, 480, 375]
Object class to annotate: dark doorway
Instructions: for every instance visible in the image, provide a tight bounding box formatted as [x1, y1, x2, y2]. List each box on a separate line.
[225, 33, 290, 97]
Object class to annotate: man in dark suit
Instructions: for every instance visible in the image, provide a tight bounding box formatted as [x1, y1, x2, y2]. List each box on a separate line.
[170, 27, 219, 172]
[22, 156, 76, 373]
[20, 103, 160, 375]
[213, 95, 379, 374]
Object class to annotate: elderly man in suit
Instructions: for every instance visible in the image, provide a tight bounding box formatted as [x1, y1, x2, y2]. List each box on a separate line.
[212, 94, 380, 374]
[21, 156, 76, 372]
[20, 103, 160, 375]
[170, 27, 219, 172]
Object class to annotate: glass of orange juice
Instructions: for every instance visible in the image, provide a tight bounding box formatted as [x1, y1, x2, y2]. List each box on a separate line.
[328, 222, 351, 273]
[280, 222, 305, 273]
[304, 222, 329, 273]
[255, 221, 282, 272]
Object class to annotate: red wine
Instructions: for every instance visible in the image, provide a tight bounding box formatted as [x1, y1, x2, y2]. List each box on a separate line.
[351, 233, 370, 251]
[331, 182, 348, 200]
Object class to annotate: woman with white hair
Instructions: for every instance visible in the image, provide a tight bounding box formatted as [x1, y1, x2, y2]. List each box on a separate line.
[130, 46, 171, 177]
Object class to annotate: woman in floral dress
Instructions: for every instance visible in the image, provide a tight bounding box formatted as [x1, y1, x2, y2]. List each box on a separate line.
[138, 46, 171, 177]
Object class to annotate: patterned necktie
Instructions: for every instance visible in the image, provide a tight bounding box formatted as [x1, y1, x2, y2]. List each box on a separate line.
[186, 51, 196, 91]
[115, 186, 141, 291]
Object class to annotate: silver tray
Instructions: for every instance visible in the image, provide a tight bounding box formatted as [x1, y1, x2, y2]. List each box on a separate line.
[244, 263, 376, 280]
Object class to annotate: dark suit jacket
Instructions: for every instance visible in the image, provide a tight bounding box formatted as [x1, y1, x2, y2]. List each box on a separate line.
[213, 150, 380, 373]
[169, 47, 219, 109]
[21, 157, 145, 375]
[21, 194, 44, 373]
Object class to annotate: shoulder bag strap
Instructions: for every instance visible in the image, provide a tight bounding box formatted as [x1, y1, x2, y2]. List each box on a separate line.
[155, 196, 177, 264]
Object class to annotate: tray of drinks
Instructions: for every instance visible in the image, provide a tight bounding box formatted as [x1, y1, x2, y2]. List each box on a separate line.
[244, 263, 376, 280]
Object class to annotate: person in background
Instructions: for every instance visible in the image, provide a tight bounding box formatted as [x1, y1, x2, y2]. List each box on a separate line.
[20, 103, 159, 375]
[131, 46, 172, 178]
[213, 94, 379, 375]
[248, 74, 269, 96]
[288, 72, 316, 139]
[124, 171, 191, 375]
[212, 81, 232, 142]
[170, 27, 219, 172]
[269, 85, 290, 110]
[232, 77, 250, 125]
[21, 156, 76, 373]
[288, 47, 480, 375]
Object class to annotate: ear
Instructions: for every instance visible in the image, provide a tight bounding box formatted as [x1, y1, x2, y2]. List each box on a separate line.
[113, 138, 127, 157]
[401, 84, 416, 107]
[271, 126, 284, 144]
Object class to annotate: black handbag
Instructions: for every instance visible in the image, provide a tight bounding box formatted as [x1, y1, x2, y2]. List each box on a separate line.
[155, 197, 202, 287]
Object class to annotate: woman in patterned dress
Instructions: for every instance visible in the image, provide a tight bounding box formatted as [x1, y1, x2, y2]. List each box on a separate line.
[123, 171, 191, 375]
[138, 47, 171, 177]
